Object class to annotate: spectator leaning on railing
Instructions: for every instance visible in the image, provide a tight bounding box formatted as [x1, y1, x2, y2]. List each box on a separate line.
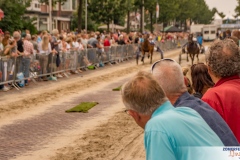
[22, 33, 34, 86]
[1, 37, 18, 91]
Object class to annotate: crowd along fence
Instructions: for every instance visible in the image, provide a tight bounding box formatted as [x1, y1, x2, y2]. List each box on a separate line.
[0, 39, 187, 90]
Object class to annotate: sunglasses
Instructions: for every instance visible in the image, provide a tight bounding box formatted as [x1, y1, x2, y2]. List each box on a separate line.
[151, 58, 176, 73]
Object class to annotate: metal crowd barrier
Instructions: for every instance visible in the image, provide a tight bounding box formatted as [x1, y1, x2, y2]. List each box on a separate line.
[0, 41, 186, 91]
[155, 39, 188, 51]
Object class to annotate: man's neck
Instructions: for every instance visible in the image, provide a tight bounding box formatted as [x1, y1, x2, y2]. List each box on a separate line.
[167, 93, 182, 105]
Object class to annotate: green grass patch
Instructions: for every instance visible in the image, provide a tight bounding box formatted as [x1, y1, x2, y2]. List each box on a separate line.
[112, 85, 122, 91]
[65, 102, 98, 113]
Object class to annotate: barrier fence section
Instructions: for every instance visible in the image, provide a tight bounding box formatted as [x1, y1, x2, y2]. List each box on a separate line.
[0, 40, 186, 90]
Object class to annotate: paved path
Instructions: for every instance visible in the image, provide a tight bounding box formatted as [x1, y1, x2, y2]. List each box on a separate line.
[0, 48, 207, 160]
[0, 76, 128, 160]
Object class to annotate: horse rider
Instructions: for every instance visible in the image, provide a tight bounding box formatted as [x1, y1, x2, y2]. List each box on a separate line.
[197, 33, 204, 53]
[148, 35, 164, 59]
[182, 34, 201, 53]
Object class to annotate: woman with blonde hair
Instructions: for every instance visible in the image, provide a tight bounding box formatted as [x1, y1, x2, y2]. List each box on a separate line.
[38, 35, 56, 80]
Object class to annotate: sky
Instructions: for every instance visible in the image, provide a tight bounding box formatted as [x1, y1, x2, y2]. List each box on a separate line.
[205, 0, 238, 16]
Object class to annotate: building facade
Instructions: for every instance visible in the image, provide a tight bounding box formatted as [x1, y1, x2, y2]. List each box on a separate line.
[25, 0, 77, 32]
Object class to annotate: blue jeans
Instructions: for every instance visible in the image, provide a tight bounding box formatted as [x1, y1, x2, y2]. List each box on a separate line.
[21, 57, 31, 79]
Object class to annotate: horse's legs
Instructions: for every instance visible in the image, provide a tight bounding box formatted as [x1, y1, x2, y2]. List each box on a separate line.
[197, 53, 199, 63]
[141, 51, 145, 63]
[186, 52, 189, 62]
[136, 53, 139, 65]
[190, 53, 194, 65]
[150, 51, 153, 64]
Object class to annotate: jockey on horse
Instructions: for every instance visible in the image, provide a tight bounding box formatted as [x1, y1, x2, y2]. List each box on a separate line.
[182, 33, 200, 65]
[182, 33, 201, 54]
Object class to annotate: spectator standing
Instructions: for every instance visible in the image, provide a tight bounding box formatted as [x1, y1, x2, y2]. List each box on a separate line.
[1, 38, 17, 91]
[36, 31, 42, 44]
[191, 63, 214, 98]
[151, 58, 239, 146]
[13, 31, 24, 76]
[122, 71, 223, 160]
[22, 33, 34, 86]
[103, 35, 111, 47]
[202, 39, 240, 142]
[38, 35, 52, 81]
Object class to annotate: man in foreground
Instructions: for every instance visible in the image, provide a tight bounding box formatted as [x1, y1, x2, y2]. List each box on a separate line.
[151, 58, 239, 146]
[202, 39, 240, 142]
[121, 71, 223, 160]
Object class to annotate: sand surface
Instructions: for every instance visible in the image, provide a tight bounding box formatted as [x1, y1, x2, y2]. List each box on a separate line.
[0, 48, 207, 160]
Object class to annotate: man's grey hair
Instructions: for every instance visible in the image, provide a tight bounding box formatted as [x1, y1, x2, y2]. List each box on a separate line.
[121, 71, 168, 115]
[52, 29, 59, 36]
[13, 31, 21, 39]
[207, 39, 240, 78]
[152, 60, 187, 96]
[26, 34, 31, 40]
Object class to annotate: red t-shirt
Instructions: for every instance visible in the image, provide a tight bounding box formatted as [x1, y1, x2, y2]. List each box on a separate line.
[104, 39, 110, 47]
[202, 75, 240, 142]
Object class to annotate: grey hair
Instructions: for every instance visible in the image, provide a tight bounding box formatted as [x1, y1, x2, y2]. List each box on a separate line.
[121, 71, 168, 115]
[152, 60, 187, 96]
[13, 31, 21, 39]
[52, 29, 59, 36]
[207, 39, 240, 78]
[26, 34, 31, 40]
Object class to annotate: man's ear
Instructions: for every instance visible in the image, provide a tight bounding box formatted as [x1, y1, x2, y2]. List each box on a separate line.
[129, 110, 141, 121]
[207, 65, 213, 76]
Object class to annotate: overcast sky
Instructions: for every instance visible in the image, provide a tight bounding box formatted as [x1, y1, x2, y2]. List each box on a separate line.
[205, 0, 238, 16]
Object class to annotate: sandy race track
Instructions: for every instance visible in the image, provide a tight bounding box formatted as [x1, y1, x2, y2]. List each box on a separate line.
[0, 48, 207, 160]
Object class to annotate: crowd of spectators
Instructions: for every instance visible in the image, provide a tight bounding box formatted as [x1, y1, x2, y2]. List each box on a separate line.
[122, 29, 240, 159]
[0, 28, 189, 92]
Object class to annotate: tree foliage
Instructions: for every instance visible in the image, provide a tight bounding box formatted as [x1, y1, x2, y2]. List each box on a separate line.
[235, 0, 240, 16]
[0, 0, 32, 33]
[122, 0, 213, 31]
[88, 0, 128, 31]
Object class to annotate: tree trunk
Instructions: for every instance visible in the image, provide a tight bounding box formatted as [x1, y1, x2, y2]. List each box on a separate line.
[127, 10, 130, 33]
[78, 0, 83, 32]
[107, 22, 110, 32]
[140, 7, 142, 33]
[150, 11, 153, 33]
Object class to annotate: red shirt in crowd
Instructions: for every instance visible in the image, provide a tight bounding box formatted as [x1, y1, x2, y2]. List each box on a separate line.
[202, 75, 240, 143]
[104, 39, 111, 47]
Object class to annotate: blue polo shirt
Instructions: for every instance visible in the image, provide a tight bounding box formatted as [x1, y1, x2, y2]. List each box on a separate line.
[174, 92, 239, 146]
[144, 101, 223, 160]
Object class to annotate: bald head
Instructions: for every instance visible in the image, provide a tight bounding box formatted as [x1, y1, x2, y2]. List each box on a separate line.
[122, 71, 167, 115]
[152, 59, 187, 97]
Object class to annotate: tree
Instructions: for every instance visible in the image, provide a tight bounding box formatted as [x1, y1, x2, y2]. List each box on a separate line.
[192, 0, 213, 24]
[235, 0, 240, 16]
[77, 0, 84, 32]
[0, 0, 32, 33]
[88, 0, 128, 32]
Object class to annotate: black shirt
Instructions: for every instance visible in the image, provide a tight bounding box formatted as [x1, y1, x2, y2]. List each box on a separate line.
[17, 39, 24, 52]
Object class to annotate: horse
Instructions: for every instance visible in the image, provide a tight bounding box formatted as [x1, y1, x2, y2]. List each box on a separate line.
[136, 34, 154, 65]
[186, 34, 200, 65]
